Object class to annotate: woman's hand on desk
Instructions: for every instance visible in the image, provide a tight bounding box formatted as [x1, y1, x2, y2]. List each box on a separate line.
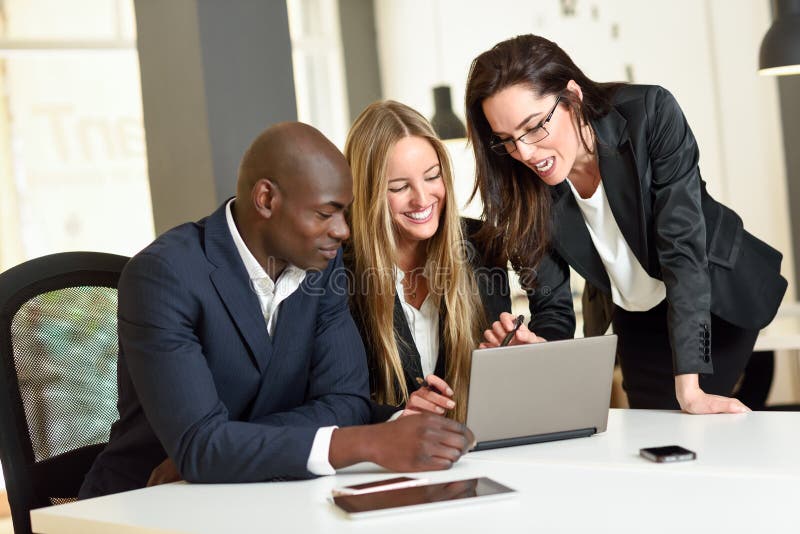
[480, 312, 546, 348]
[402, 375, 455, 417]
[675, 374, 751, 414]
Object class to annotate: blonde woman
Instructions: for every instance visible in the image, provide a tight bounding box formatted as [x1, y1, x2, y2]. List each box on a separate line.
[345, 101, 575, 423]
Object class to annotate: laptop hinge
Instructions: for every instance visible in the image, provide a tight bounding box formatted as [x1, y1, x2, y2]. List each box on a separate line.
[472, 427, 597, 451]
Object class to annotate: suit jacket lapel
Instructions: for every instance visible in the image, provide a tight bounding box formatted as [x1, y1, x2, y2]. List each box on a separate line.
[593, 108, 650, 271]
[204, 201, 272, 373]
[394, 295, 449, 396]
[433, 323, 446, 379]
[393, 295, 424, 389]
[271, 280, 311, 362]
[550, 183, 611, 293]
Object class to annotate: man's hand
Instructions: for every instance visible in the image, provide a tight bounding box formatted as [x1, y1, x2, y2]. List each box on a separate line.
[480, 312, 546, 348]
[402, 375, 455, 417]
[330, 414, 475, 472]
[675, 373, 750, 414]
[147, 457, 182, 487]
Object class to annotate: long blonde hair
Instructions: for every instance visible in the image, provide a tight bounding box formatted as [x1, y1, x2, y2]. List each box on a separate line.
[345, 100, 484, 422]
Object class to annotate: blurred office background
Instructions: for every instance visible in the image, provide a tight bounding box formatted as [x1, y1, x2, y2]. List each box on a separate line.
[1, 0, 797, 283]
[1, 0, 799, 514]
[0, 0, 152, 271]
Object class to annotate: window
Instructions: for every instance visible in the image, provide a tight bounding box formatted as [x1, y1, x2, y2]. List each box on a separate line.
[286, 0, 350, 148]
[0, 0, 153, 271]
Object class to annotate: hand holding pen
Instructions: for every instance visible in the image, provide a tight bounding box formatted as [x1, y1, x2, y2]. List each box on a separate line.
[480, 312, 547, 348]
[399, 375, 455, 417]
[500, 314, 525, 346]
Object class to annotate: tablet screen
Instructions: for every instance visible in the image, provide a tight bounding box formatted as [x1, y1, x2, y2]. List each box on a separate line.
[332, 477, 515, 517]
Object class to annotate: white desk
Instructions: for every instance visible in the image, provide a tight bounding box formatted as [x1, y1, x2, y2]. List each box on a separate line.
[470, 408, 800, 478]
[31, 409, 800, 534]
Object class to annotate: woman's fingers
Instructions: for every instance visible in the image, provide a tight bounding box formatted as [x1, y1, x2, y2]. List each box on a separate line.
[425, 374, 454, 397]
[511, 325, 546, 345]
[708, 395, 750, 414]
[483, 328, 501, 346]
[406, 382, 456, 415]
[483, 313, 544, 347]
[406, 393, 446, 414]
[498, 312, 518, 330]
[680, 391, 751, 414]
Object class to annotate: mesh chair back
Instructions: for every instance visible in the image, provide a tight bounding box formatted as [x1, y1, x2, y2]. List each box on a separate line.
[0, 252, 128, 534]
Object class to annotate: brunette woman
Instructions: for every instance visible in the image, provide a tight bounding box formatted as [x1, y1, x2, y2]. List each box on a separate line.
[466, 34, 786, 413]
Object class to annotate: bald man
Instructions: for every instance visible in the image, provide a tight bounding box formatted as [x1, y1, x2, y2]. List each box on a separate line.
[79, 123, 474, 498]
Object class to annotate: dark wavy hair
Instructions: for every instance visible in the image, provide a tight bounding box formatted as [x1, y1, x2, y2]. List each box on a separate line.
[465, 34, 623, 280]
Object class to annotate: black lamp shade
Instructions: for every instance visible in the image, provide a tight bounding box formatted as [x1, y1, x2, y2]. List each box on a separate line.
[759, 0, 800, 76]
[430, 85, 466, 140]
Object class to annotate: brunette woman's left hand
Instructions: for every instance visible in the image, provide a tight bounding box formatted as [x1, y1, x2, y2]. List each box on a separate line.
[480, 312, 546, 348]
[675, 374, 751, 414]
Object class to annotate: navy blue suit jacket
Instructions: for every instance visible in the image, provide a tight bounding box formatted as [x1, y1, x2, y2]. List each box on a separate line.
[80, 202, 370, 498]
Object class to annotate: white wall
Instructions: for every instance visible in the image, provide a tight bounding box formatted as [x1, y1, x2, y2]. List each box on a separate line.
[374, 0, 795, 300]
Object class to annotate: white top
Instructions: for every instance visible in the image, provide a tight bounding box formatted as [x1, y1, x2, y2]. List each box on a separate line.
[225, 199, 335, 476]
[395, 266, 440, 378]
[567, 180, 665, 312]
[225, 200, 306, 335]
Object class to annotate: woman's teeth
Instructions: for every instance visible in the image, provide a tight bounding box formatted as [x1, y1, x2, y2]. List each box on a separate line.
[406, 205, 433, 220]
[535, 157, 554, 172]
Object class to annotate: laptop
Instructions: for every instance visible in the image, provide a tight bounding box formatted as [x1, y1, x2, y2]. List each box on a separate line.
[466, 335, 617, 451]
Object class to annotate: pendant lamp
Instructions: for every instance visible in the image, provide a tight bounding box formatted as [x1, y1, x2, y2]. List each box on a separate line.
[759, 0, 800, 76]
[430, 85, 466, 140]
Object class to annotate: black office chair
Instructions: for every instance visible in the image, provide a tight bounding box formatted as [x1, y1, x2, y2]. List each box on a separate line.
[0, 252, 128, 534]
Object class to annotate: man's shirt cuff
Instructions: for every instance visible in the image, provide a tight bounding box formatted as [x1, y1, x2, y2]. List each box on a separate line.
[307, 426, 337, 475]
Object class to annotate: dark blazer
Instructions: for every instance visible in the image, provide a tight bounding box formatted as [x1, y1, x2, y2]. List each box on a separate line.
[358, 218, 575, 422]
[80, 202, 370, 498]
[551, 84, 787, 375]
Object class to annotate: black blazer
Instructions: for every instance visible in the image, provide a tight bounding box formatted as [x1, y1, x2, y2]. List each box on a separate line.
[354, 218, 575, 422]
[550, 84, 787, 376]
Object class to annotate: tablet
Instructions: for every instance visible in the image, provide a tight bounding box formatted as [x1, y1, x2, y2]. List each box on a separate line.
[332, 477, 516, 519]
[331, 476, 428, 496]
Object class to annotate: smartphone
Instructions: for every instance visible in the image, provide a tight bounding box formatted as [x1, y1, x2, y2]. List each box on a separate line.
[331, 476, 427, 497]
[640, 445, 697, 463]
[332, 477, 516, 519]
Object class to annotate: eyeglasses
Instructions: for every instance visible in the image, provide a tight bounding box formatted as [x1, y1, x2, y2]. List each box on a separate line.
[489, 96, 563, 156]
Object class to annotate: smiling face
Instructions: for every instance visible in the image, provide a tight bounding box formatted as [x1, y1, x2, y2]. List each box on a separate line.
[385, 136, 446, 251]
[252, 148, 353, 275]
[481, 83, 586, 187]
[236, 122, 355, 279]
